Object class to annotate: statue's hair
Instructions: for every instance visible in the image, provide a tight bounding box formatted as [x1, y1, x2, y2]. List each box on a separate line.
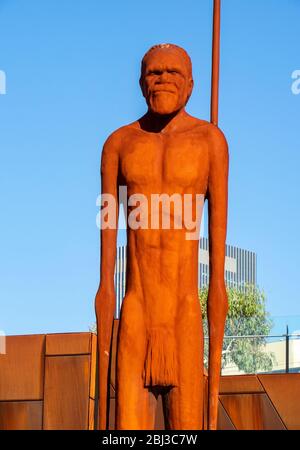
[141, 43, 192, 77]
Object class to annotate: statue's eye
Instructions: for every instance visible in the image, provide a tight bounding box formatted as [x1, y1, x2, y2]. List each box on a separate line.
[148, 70, 162, 76]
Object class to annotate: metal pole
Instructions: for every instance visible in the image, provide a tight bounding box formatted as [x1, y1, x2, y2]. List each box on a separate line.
[286, 325, 289, 373]
[210, 0, 221, 126]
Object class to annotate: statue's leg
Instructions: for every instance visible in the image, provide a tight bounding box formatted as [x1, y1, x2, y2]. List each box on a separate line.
[116, 295, 157, 430]
[162, 296, 204, 430]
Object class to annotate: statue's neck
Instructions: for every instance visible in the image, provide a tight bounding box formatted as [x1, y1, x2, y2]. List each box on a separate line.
[140, 108, 187, 133]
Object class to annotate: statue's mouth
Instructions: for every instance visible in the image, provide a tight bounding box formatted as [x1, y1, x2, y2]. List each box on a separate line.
[153, 89, 176, 94]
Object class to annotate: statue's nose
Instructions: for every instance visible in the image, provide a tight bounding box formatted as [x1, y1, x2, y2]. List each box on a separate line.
[158, 71, 170, 83]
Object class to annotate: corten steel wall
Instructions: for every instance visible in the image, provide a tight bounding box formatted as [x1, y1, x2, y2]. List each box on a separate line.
[0, 333, 97, 430]
[1, 324, 300, 430]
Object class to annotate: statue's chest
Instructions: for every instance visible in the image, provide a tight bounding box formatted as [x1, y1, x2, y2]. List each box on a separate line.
[120, 133, 208, 189]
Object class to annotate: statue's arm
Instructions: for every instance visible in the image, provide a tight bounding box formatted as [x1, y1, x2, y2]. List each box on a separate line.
[95, 131, 120, 429]
[206, 125, 229, 430]
[98, 133, 120, 294]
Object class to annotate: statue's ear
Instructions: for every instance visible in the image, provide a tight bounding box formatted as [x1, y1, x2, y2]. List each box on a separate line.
[186, 78, 194, 104]
[139, 76, 146, 98]
[188, 78, 194, 96]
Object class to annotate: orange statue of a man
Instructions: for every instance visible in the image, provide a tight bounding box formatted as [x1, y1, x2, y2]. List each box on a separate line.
[95, 43, 229, 430]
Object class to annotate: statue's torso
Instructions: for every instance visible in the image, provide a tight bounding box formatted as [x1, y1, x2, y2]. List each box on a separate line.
[117, 119, 211, 325]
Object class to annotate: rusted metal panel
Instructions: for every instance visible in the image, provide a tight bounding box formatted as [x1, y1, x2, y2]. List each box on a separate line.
[220, 393, 286, 430]
[43, 355, 90, 430]
[220, 375, 264, 394]
[258, 374, 300, 430]
[46, 332, 91, 356]
[0, 401, 43, 430]
[0, 335, 45, 401]
[2, 331, 298, 431]
[217, 402, 235, 430]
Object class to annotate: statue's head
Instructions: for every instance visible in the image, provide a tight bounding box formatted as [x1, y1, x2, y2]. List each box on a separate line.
[140, 43, 194, 116]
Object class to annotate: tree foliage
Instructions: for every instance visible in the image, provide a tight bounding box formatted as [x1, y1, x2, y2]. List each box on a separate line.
[199, 285, 276, 374]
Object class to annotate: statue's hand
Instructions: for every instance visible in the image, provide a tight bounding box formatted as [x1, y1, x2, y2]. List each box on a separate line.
[94, 284, 116, 430]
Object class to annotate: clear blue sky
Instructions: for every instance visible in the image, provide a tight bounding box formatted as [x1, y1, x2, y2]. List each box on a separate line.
[0, 0, 299, 335]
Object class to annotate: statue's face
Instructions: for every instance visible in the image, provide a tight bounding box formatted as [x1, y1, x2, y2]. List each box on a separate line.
[140, 48, 193, 115]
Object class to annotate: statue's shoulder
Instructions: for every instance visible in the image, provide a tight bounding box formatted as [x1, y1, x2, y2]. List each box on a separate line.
[188, 117, 228, 164]
[194, 119, 228, 149]
[190, 117, 210, 128]
[204, 123, 229, 165]
[105, 124, 129, 142]
[102, 123, 134, 153]
[183, 115, 209, 130]
[184, 115, 225, 140]
[106, 120, 141, 141]
[189, 117, 226, 139]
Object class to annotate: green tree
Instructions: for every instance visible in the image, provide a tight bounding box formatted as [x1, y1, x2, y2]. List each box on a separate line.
[199, 285, 276, 374]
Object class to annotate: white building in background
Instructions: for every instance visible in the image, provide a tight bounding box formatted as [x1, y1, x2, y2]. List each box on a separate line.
[221, 337, 300, 376]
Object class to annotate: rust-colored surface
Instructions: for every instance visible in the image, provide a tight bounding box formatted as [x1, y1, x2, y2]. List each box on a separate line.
[220, 393, 286, 430]
[217, 401, 235, 430]
[258, 374, 300, 430]
[0, 333, 96, 430]
[110, 383, 116, 399]
[0, 401, 43, 430]
[108, 398, 116, 430]
[220, 375, 264, 394]
[211, 0, 221, 126]
[110, 320, 119, 393]
[88, 398, 95, 430]
[1, 333, 300, 430]
[154, 395, 165, 430]
[43, 355, 90, 429]
[203, 374, 208, 430]
[89, 333, 97, 400]
[95, 42, 229, 431]
[0, 334, 45, 401]
[46, 332, 91, 356]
